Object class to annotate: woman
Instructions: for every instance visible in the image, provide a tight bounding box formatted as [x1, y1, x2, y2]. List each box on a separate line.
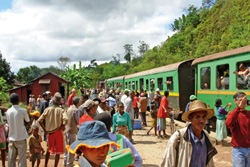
[112, 102, 132, 139]
[215, 99, 231, 146]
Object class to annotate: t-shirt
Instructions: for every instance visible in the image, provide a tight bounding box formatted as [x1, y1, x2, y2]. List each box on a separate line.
[157, 96, 169, 118]
[29, 134, 42, 154]
[6, 105, 30, 141]
[112, 112, 132, 132]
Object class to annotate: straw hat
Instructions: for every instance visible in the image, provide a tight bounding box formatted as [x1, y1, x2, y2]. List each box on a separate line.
[182, 100, 214, 121]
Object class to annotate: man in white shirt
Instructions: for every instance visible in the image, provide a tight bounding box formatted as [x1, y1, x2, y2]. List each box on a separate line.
[121, 89, 129, 104]
[148, 87, 154, 108]
[124, 91, 135, 142]
[6, 93, 30, 167]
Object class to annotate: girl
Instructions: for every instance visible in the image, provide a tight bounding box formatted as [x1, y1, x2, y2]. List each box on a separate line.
[215, 99, 231, 146]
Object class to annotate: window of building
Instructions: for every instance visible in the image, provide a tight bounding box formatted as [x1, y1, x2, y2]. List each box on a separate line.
[158, 78, 163, 90]
[166, 77, 173, 91]
[200, 67, 211, 90]
[217, 64, 229, 90]
[235, 61, 250, 90]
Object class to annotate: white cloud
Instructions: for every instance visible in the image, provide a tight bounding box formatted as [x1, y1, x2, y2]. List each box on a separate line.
[0, 0, 202, 73]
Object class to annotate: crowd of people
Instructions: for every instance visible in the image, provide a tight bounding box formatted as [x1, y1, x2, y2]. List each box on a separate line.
[0, 86, 249, 167]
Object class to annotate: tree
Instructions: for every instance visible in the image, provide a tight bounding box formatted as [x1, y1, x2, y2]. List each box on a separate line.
[138, 41, 149, 57]
[61, 61, 91, 89]
[111, 54, 120, 66]
[41, 65, 63, 75]
[87, 59, 98, 68]
[0, 51, 15, 87]
[16, 66, 42, 84]
[57, 56, 71, 71]
[124, 44, 133, 63]
[202, 0, 217, 9]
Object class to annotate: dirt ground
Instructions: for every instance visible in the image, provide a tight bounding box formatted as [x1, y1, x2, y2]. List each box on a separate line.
[4, 115, 233, 167]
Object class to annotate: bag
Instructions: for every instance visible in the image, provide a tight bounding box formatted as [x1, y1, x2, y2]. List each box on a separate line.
[106, 134, 135, 167]
[137, 101, 141, 109]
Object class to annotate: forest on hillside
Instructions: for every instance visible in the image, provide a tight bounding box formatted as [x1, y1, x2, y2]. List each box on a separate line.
[1, 0, 250, 95]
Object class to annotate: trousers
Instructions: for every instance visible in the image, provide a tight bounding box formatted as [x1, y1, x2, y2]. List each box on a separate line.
[8, 139, 27, 167]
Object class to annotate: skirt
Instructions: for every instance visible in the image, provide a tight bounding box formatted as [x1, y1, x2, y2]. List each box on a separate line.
[157, 118, 166, 131]
[216, 119, 227, 140]
[151, 118, 157, 128]
[116, 125, 129, 139]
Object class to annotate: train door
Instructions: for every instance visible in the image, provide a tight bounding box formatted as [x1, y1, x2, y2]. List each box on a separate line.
[139, 78, 144, 92]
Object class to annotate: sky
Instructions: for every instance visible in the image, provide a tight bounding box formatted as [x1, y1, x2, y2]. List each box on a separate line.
[0, 0, 202, 73]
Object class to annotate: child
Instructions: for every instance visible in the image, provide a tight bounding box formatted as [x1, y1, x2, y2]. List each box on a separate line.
[29, 125, 44, 167]
[67, 121, 120, 167]
[214, 99, 231, 146]
[29, 111, 43, 137]
[147, 104, 158, 136]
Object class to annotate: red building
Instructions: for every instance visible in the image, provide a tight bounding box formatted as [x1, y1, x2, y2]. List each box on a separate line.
[8, 72, 69, 104]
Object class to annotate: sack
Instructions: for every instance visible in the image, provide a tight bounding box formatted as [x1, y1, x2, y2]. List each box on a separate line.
[106, 134, 135, 167]
[137, 101, 141, 109]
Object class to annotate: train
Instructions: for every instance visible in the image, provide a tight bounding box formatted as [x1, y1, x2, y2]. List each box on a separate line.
[100, 45, 250, 126]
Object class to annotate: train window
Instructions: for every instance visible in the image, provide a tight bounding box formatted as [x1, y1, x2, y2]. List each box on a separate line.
[136, 81, 138, 90]
[166, 77, 173, 91]
[200, 67, 211, 89]
[150, 79, 155, 90]
[146, 79, 149, 90]
[140, 78, 144, 92]
[235, 61, 250, 90]
[158, 78, 163, 90]
[132, 81, 135, 90]
[129, 82, 131, 90]
[216, 64, 229, 90]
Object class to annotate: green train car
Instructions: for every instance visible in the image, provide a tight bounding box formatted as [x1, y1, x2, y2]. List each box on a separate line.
[192, 45, 250, 110]
[106, 60, 195, 113]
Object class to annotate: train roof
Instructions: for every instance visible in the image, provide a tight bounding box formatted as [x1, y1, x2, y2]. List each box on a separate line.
[106, 76, 124, 82]
[125, 60, 189, 79]
[192, 45, 250, 65]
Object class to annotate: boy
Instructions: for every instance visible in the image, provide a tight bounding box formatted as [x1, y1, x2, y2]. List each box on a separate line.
[147, 104, 157, 136]
[67, 121, 120, 167]
[29, 125, 44, 167]
[29, 111, 43, 136]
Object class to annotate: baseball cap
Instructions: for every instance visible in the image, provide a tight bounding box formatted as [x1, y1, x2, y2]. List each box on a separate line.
[30, 111, 41, 118]
[83, 99, 99, 109]
[189, 95, 197, 101]
[67, 121, 120, 154]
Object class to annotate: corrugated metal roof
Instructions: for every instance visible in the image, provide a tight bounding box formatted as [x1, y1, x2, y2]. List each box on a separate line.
[192, 45, 250, 65]
[106, 76, 124, 82]
[125, 61, 186, 79]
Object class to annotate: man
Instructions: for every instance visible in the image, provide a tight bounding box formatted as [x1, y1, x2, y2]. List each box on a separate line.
[185, 95, 197, 112]
[124, 91, 135, 142]
[96, 97, 108, 114]
[161, 100, 217, 167]
[157, 91, 172, 138]
[139, 93, 147, 126]
[6, 93, 30, 167]
[39, 92, 49, 141]
[80, 94, 88, 105]
[67, 88, 77, 107]
[38, 92, 68, 167]
[225, 92, 250, 167]
[107, 92, 116, 119]
[133, 93, 139, 119]
[64, 96, 81, 167]
[148, 88, 154, 108]
[121, 89, 129, 104]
